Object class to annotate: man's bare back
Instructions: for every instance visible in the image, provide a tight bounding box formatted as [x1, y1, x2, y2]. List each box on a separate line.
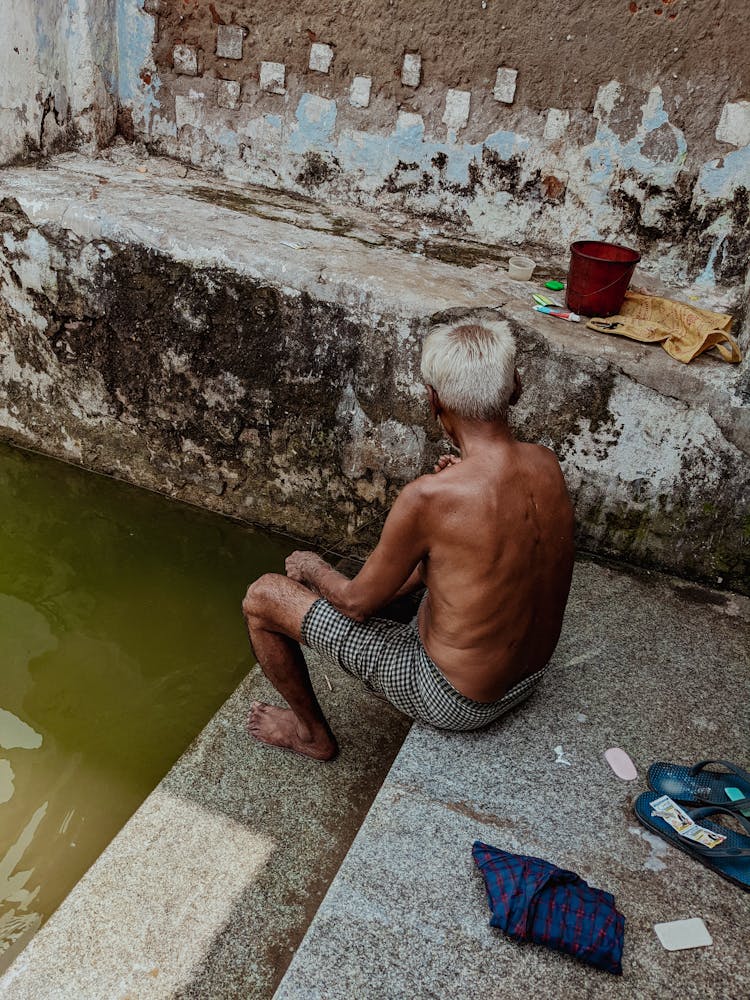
[241, 318, 576, 759]
[276, 426, 575, 706]
[414, 439, 574, 701]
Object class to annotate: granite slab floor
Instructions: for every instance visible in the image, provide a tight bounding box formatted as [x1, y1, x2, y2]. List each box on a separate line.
[275, 559, 750, 1000]
[0, 652, 410, 999]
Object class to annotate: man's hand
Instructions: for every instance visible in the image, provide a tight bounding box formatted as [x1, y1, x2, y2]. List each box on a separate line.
[433, 454, 462, 474]
[285, 550, 326, 585]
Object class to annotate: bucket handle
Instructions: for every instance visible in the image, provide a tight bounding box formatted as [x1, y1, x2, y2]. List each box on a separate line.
[568, 271, 635, 298]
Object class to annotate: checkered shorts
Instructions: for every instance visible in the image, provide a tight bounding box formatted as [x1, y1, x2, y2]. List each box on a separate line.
[300, 597, 547, 731]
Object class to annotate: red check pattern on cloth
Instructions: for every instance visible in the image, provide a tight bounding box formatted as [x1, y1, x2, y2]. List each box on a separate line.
[472, 841, 625, 975]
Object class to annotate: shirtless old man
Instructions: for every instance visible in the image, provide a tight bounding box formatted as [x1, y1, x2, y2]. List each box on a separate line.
[241, 318, 574, 760]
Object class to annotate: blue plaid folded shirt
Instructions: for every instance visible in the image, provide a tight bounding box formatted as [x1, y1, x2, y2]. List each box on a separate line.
[473, 841, 625, 975]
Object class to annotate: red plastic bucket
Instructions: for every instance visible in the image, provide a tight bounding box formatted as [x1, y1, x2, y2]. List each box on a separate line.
[566, 241, 641, 317]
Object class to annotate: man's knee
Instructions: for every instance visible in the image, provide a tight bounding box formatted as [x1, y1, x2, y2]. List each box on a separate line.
[242, 573, 281, 623]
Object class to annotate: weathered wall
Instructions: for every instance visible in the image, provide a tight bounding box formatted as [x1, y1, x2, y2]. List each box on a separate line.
[0, 0, 118, 165]
[1, 1, 747, 295]
[0, 166, 747, 591]
[119, 0, 750, 295]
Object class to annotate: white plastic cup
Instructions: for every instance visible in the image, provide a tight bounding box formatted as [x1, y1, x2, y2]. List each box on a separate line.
[507, 255, 536, 281]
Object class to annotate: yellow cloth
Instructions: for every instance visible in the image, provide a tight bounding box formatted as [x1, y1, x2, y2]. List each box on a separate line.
[586, 291, 742, 364]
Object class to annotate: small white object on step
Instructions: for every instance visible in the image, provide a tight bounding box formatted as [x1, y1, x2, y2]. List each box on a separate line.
[654, 918, 712, 951]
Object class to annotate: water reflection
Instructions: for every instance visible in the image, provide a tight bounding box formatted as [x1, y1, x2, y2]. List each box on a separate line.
[0, 710, 43, 751]
[0, 764, 14, 806]
[0, 443, 292, 970]
[0, 803, 46, 962]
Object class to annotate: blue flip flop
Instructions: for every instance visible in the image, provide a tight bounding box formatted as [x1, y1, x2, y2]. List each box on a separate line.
[634, 792, 750, 892]
[648, 759, 750, 813]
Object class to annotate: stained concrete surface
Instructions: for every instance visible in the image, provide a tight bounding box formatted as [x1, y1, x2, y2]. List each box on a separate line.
[276, 559, 750, 1000]
[1, 154, 748, 592]
[0, 653, 410, 999]
[0, 0, 117, 166]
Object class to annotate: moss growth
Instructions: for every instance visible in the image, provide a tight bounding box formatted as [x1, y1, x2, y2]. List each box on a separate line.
[189, 184, 262, 216]
[296, 151, 341, 190]
[188, 181, 537, 270]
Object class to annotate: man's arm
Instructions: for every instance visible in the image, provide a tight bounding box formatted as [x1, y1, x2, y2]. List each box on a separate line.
[392, 564, 425, 598]
[286, 480, 428, 621]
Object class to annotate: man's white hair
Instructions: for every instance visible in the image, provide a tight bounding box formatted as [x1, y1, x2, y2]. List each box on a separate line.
[420, 319, 517, 421]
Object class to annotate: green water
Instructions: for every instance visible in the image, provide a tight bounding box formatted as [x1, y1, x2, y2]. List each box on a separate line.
[0, 443, 292, 971]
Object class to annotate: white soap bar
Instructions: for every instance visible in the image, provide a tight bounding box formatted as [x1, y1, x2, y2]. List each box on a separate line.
[654, 918, 712, 951]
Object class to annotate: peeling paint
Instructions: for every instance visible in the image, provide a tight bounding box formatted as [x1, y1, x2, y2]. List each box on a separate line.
[289, 94, 338, 155]
[1, 3, 748, 302]
[116, 0, 159, 127]
[0, 0, 117, 164]
[126, 67, 749, 293]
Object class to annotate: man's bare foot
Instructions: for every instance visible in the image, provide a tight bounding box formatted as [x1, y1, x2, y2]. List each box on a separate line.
[246, 701, 338, 761]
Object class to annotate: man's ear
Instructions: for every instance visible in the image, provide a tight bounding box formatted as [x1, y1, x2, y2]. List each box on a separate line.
[509, 368, 522, 407]
[426, 384, 441, 418]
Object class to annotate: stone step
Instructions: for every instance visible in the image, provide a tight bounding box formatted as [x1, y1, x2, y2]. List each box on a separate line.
[0, 152, 747, 594]
[0, 655, 410, 998]
[274, 560, 750, 1000]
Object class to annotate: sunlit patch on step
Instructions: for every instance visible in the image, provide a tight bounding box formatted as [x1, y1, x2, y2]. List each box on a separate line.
[0, 792, 276, 998]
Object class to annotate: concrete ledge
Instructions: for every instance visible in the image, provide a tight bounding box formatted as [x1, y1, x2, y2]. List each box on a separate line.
[275, 561, 750, 1000]
[0, 656, 410, 998]
[0, 152, 748, 589]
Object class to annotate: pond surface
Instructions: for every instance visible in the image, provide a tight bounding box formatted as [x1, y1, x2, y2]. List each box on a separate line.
[0, 443, 292, 971]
